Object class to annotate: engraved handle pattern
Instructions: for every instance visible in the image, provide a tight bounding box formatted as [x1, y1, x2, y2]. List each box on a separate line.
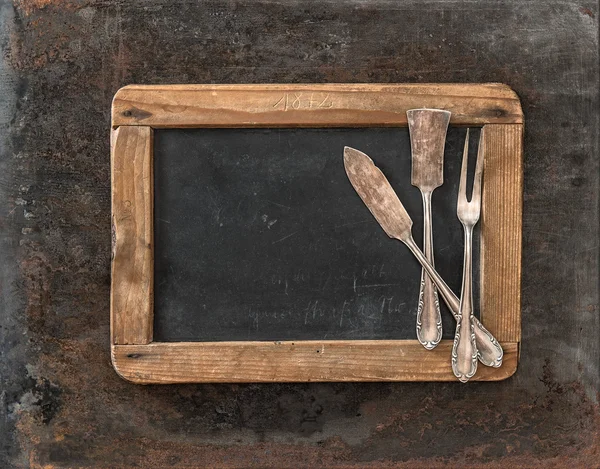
[451, 226, 478, 382]
[403, 236, 503, 368]
[416, 191, 443, 349]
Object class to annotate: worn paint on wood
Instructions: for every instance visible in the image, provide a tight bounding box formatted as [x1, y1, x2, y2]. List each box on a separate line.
[0, 0, 598, 468]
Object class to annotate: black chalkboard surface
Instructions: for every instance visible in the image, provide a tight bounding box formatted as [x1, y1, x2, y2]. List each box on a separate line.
[153, 127, 480, 342]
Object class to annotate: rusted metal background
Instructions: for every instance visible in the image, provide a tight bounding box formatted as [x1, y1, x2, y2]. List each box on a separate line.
[0, 1, 598, 467]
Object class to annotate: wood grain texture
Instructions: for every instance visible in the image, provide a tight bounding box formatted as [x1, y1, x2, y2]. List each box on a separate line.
[481, 124, 523, 342]
[111, 126, 154, 345]
[112, 83, 523, 128]
[110, 86, 523, 382]
[112, 340, 518, 384]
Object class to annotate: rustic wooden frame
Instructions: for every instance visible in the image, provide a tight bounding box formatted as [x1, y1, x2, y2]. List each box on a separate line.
[111, 84, 523, 384]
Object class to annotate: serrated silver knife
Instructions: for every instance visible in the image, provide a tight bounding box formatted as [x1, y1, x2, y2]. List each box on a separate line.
[407, 109, 450, 350]
[343, 146, 503, 370]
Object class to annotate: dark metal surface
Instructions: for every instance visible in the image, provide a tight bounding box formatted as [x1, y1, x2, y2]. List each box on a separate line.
[0, 1, 598, 467]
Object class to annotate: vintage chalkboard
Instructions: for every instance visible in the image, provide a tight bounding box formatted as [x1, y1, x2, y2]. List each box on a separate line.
[153, 127, 481, 342]
[110, 84, 523, 383]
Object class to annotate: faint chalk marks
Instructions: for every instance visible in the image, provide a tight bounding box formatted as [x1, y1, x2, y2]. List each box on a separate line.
[272, 231, 298, 244]
[248, 308, 259, 332]
[261, 213, 278, 229]
[265, 199, 291, 210]
[332, 219, 370, 230]
[340, 300, 349, 327]
[356, 283, 401, 289]
[321, 269, 332, 292]
[304, 300, 320, 325]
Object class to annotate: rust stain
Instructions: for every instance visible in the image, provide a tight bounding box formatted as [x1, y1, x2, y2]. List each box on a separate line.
[14, 0, 78, 16]
[2, 1, 599, 468]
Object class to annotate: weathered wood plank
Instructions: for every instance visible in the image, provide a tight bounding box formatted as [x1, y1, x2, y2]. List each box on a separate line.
[112, 341, 518, 384]
[481, 124, 523, 342]
[112, 83, 523, 128]
[111, 126, 154, 345]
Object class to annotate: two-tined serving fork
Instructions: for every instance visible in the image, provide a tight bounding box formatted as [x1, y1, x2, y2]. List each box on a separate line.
[452, 129, 483, 382]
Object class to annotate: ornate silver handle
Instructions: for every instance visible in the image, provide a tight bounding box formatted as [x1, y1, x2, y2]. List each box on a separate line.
[403, 236, 503, 368]
[416, 191, 443, 349]
[451, 226, 478, 382]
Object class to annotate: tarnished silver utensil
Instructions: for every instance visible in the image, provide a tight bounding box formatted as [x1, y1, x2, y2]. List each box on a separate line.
[407, 109, 451, 350]
[343, 146, 503, 370]
[452, 129, 483, 382]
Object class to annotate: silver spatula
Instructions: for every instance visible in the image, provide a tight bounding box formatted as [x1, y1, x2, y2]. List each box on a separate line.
[407, 108, 450, 350]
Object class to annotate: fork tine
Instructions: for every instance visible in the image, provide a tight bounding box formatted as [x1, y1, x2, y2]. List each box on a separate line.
[471, 130, 485, 206]
[458, 128, 470, 204]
